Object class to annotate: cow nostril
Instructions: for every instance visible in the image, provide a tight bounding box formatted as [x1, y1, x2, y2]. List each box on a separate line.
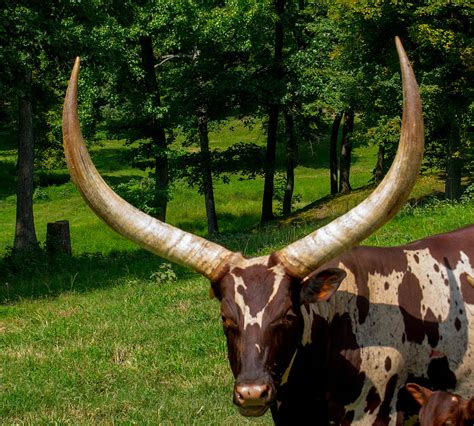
[234, 384, 273, 407]
[260, 385, 269, 400]
[235, 390, 244, 404]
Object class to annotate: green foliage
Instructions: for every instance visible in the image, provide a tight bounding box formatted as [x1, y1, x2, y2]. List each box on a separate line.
[461, 183, 474, 203]
[172, 140, 266, 194]
[273, 171, 302, 215]
[149, 263, 177, 285]
[114, 177, 170, 217]
[32, 187, 50, 202]
[323, 0, 473, 188]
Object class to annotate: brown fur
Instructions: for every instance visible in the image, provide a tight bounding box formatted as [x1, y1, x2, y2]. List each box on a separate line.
[406, 383, 474, 425]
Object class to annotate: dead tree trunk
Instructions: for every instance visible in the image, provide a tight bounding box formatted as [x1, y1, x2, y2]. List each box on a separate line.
[330, 112, 342, 195]
[261, 0, 285, 224]
[339, 110, 354, 194]
[139, 36, 169, 221]
[283, 113, 297, 216]
[197, 108, 219, 235]
[14, 69, 38, 253]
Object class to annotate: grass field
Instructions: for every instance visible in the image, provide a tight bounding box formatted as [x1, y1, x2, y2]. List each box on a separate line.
[1, 119, 473, 424]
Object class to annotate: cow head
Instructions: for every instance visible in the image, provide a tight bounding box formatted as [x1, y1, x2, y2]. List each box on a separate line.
[406, 383, 474, 426]
[210, 254, 346, 415]
[62, 37, 423, 417]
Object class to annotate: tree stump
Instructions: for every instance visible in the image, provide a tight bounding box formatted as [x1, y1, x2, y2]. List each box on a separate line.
[46, 220, 72, 256]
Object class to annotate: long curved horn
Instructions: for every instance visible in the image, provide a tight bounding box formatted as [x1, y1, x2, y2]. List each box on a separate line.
[277, 37, 424, 278]
[62, 57, 235, 281]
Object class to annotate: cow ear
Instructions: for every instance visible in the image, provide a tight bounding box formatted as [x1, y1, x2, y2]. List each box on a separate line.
[406, 383, 433, 406]
[300, 268, 346, 304]
[209, 281, 222, 301]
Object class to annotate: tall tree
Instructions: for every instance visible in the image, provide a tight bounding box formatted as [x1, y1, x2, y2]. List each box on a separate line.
[261, 0, 286, 223]
[160, 1, 273, 232]
[14, 68, 38, 252]
[139, 36, 169, 221]
[287, 1, 354, 199]
[1, 1, 95, 252]
[282, 112, 297, 216]
[329, 112, 343, 194]
[93, 2, 174, 221]
[196, 107, 219, 234]
[339, 109, 354, 193]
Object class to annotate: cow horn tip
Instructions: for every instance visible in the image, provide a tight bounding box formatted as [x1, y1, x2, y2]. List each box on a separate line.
[72, 57, 81, 78]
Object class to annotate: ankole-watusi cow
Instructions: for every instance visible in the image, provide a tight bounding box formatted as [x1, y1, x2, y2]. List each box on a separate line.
[406, 383, 474, 426]
[62, 38, 474, 424]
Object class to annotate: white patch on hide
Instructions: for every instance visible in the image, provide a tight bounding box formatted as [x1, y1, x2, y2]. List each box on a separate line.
[232, 257, 286, 330]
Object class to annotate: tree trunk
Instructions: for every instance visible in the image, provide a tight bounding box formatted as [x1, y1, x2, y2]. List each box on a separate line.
[139, 36, 168, 222]
[14, 69, 38, 253]
[339, 110, 354, 194]
[261, 0, 285, 224]
[330, 112, 342, 195]
[445, 119, 462, 200]
[374, 142, 385, 184]
[262, 105, 279, 223]
[197, 108, 219, 235]
[283, 113, 297, 216]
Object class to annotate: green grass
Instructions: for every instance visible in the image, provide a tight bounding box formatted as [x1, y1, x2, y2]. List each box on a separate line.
[1, 118, 473, 424]
[1, 200, 472, 424]
[1, 277, 266, 424]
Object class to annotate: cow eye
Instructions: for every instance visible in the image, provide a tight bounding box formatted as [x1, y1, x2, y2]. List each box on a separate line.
[272, 309, 297, 327]
[221, 315, 238, 330]
[285, 310, 297, 322]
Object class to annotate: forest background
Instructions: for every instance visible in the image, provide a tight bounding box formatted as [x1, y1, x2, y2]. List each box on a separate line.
[1, 0, 473, 253]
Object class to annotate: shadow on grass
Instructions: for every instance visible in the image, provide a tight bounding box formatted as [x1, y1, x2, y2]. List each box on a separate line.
[35, 170, 71, 187]
[175, 212, 260, 237]
[0, 248, 197, 304]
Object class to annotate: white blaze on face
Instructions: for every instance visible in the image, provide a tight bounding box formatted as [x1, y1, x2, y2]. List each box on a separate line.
[231, 257, 287, 330]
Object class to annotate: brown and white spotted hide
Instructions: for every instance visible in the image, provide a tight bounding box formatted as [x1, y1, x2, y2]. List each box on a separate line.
[406, 383, 474, 425]
[212, 226, 474, 425]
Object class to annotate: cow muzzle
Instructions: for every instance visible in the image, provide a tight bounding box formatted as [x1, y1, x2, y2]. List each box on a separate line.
[233, 383, 275, 417]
